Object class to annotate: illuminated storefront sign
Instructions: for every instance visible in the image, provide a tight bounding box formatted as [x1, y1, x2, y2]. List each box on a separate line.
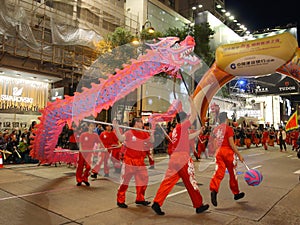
[0, 76, 48, 111]
[1, 95, 33, 103]
[1, 87, 34, 103]
[50, 87, 64, 101]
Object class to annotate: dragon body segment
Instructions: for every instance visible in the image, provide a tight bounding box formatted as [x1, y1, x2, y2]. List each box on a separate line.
[31, 36, 200, 163]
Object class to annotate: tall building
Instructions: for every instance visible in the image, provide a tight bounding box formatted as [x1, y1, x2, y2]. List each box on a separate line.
[156, 0, 225, 23]
[0, 0, 139, 127]
[125, 0, 189, 32]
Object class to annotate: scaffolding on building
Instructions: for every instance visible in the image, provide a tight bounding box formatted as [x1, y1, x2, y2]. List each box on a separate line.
[0, 0, 139, 82]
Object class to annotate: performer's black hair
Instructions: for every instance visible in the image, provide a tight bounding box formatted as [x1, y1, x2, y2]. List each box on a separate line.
[219, 112, 228, 123]
[131, 117, 142, 127]
[176, 112, 187, 123]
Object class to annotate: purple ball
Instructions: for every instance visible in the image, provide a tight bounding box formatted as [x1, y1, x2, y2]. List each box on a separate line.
[244, 169, 263, 186]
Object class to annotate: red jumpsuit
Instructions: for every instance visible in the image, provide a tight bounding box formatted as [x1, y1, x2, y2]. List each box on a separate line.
[234, 128, 241, 147]
[196, 133, 208, 159]
[244, 130, 252, 149]
[92, 130, 119, 175]
[117, 130, 150, 204]
[153, 120, 204, 209]
[210, 124, 240, 195]
[167, 131, 174, 156]
[291, 130, 299, 150]
[145, 140, 154, 167]
[111, 145, 122, 171]
[268, 130, 275, 146]
[111, 128, 123, 171]
[262, 130, 269, 150]
[144, 123, 154, 167]
[189, 128, 197, 156]
[253, 130, 261, 147]
[207, 135, 216, 157]
[76, 132, 100, 183]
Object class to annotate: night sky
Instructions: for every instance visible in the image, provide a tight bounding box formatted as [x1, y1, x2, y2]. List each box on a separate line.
[225, 0, 299, 40]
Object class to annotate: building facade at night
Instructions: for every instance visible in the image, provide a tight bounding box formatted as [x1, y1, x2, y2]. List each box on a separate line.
[0, 0, 298, 129]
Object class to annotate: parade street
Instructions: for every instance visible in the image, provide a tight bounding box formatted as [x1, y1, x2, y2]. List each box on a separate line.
[0, 145, 299, 225]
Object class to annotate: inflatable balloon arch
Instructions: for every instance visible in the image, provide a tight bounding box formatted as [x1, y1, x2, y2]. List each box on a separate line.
[30, 32, 300, 185]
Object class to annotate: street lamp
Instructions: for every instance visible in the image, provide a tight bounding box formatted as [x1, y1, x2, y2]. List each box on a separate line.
[132, 20, 155, 116]
[131, 33, 140, 45]
[131, 20, 155, 51]
[142, 20, 155, 34]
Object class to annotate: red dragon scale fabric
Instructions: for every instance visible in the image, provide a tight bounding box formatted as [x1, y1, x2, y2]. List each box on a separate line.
[30, 36, 200, 164]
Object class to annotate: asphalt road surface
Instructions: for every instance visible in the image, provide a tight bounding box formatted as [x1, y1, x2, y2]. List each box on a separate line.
[0, 145, 299, 225]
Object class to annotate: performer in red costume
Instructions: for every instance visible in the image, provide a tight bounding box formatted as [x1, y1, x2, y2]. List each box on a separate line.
[151, 98, 209, 215]
[189, 124, 197, 158]
[167, 125, 175, 156]
[291, 129, 299, 151]
[76, 122, 100, 187]
[253, 129, 261, 147]
[91, 124, 120, 178]
[144, 123, 155, 169]
[262, 128, 269, 150]
[210, 112, 245, 207]
[196, 126, 209, 159]
[268, 128, 276, 146]
[113, 117, 154, 208]
[244, 128, 252, 149]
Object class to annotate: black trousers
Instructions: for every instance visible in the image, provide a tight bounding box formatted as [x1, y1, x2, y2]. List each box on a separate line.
[279, 140, 287, 151]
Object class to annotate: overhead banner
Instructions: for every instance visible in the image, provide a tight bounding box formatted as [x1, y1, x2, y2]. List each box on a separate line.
[255, 76, 299, 95]
[216, 32, 298, 76]
[0, 76, 49, 111]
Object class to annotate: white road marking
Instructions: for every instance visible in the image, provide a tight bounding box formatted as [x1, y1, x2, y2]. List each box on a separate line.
[0, 187, 74, 201]
[247, 153, 265, 157]
[155, 156, 169, 160]
[167, 189, 187, 198]
[198, 162, 215, 172]
[287, 155, 294, 158]
[293, 170, 300, 174]
[252, 165, 262, 169]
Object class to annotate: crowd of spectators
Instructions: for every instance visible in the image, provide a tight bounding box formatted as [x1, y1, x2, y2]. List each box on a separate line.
[1, 117, 298, 165]
[0, 121, 38, 164]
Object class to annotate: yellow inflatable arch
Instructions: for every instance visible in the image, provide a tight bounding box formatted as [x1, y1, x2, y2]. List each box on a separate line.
[192, 32, 300, 124]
